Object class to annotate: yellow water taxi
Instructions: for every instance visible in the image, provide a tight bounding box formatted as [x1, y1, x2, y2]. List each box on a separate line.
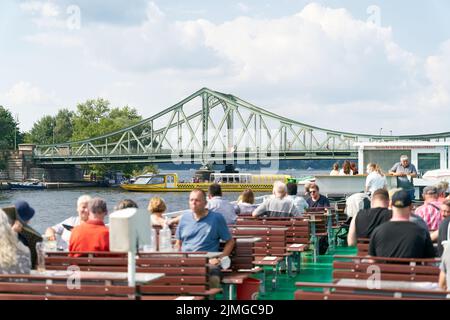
[120, 172, 291, 192]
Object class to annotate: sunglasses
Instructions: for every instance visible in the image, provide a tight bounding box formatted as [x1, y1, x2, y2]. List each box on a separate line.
[309, 190, 317, 194]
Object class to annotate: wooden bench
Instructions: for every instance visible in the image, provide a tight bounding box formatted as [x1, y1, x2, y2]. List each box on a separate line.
[45, 251, 220, 300]
[333, 255, 441, 282]
[294, 281, 450, 300]
[0, 273, 135, 300]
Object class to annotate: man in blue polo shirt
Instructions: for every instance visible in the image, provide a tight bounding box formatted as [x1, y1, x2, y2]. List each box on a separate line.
[175, 189, 235, 287]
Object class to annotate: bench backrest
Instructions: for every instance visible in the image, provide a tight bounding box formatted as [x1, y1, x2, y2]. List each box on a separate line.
[230, 225, 288, 257]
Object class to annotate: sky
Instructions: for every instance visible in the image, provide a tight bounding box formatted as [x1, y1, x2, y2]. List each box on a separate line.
[1, 0, 450, 136]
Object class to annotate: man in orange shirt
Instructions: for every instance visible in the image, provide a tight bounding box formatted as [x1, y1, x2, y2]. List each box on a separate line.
[69, 197, 109, 257]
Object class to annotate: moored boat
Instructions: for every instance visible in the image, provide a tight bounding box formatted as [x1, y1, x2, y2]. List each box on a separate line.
[8, 180, 46, 190]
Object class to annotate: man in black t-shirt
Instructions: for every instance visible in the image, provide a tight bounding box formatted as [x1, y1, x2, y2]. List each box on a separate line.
[369, 190, 435, 258]
[347, 189, 392, 246]
[306, 184, 330, 212]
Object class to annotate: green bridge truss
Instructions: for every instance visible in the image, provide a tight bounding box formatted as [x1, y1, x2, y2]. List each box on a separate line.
[33, 88, 450, 166]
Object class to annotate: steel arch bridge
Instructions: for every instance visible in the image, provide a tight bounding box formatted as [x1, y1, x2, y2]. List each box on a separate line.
[33, 88, 450, 166]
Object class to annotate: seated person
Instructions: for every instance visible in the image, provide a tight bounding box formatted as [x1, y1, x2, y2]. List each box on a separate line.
[115, 199, 138, 210]
[414, 186, 443, 233]
[253, 181, 299, 218]
[437, 200, 450, 256]
[147, 196, 179, 227]
[175, 189, 235, 288]
[306, 184, 330, 211]
[0, 209, 31, 274]
[347, 189, 391, 246]
[45, 195, 91, 250]
[69, 197, 109, 257]
[234, 189, 258, 215]
[207, 183, 237, 224]
[388, 188, 428, 231]
[439, 243, 450, 290]
[369, 190, 435, 258]
[286, 182, 308, 216]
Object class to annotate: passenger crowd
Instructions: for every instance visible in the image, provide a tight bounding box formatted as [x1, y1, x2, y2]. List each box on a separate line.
[1, 169, 450, 291]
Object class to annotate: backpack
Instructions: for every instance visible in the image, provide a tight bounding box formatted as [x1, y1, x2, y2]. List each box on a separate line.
[318, 235, 329, 255]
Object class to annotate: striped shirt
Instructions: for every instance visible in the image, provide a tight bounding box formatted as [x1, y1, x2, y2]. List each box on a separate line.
[414, 201, 442, 231]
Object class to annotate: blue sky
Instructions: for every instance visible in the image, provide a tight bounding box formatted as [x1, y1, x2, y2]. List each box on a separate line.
[1, 0, 450, 135]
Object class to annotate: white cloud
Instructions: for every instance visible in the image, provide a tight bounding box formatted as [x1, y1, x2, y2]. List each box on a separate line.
[237, 2, 250, 13]
[20, 1, 60, 17]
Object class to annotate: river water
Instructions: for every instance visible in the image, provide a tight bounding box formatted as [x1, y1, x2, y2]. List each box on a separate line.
[0, 169, 326, 234]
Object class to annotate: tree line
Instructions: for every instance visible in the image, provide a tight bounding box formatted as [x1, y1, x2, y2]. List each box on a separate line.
[0, 99, 158, 177]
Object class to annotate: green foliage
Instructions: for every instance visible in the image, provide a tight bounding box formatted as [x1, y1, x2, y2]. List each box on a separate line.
[132, 164, 159, 177]
[0, 106, 20, 150]
[71, 99, 141, 141]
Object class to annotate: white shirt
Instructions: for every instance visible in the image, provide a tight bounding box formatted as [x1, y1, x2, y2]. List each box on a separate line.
[285, 195, 309, 215]
[365, 172, 387, 194]
[51, 216, 81, 249]
[339, 169, 353, 176]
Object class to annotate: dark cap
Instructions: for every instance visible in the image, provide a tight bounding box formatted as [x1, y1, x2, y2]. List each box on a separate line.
[391, 190, 412, 208]
[14, 200, 35, 222]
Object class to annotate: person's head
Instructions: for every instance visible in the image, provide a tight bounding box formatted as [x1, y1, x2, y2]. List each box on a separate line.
[441, 200, 450, 218]
[304, 182, 315, 195]
[77, 195, 92, 222]
[148, 197, 166, 216]
[388, 188, 402, 209]
[189, 189, 207, 214]
[332, 163, 339, 171]
[115, 199, 138, 211]
[423, 186, 439, 201]
[273, 181, 287, 199]
[350, 162, 357, 170]
[87, 197, 108, 221]
[391, 189, 413, 218]
[287, 182, 298, 196]
[436, 181, 449, 197]
[308, 184, 320, 199]
[367, 163, 376, 174]
[400, 155, 409, 167]
[343, 160, 351, 174]
[371, 189, 390, 208]
[0, 209, 21, 269]
[14, 200, 35, 224]
[208, 183, 222, 198]
[240, 189, 255, 204]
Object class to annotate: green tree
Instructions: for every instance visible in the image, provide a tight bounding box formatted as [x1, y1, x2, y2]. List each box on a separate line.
[54, 109, 74, 143]
[0, 106, 19, 150]
[72, 99, 142, 141]
[26, 115, 56, 145]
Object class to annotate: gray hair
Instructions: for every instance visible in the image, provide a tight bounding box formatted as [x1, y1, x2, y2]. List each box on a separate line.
[273, 181, 287, 198]
[400, 155, 409, 161]
[423, 186, 438, 196]
[77, 195, 92, 208]
[436, 181, 449, 195]
[88, 197, 108, 215]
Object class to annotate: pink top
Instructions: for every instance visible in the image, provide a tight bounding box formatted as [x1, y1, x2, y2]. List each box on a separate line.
[414, 201, 442, 231]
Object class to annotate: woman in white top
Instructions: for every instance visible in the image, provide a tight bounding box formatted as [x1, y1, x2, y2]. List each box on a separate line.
[330, 163, 340, 176]
[339, 160, 353, 175]
[365, 163, 387, 194]
[0, 209, 31, 274]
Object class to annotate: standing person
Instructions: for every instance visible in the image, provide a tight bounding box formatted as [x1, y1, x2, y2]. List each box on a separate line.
[45, 195, 92, 250]
[330, 163, 339, 176]
[339, 160, 353, 176]
[175, 189, 235, 288]
[306, 184, 330, 211]
[0, 209, 31, 274]
[365, 163, 387, 195]
[69, 197, 110, 257]
[253, 181, 299, 218]
[389, 155, 417, 199]
[369, 190, 435, 258]
[207, 183, 237, 225]
[286, 182, 308, 216]
[350, 162, 359, 175]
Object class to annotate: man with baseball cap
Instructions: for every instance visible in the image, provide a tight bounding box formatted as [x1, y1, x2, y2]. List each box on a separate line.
[369, 189, 435, 258]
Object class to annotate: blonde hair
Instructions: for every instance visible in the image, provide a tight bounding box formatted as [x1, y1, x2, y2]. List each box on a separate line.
[0, 209, 19, 268]
[273, 181, 287, 198]
[367, 163, 384, 176]
[148, 197, 167, 214]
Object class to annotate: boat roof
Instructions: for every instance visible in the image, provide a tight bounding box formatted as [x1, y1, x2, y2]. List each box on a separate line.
[355, 141, 450, 148]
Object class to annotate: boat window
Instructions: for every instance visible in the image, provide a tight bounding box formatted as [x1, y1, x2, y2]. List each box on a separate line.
[418, 153, 441, 173]
[147, 176, 165, 185]
[134, 177, 152, 185]
[166, 175, 174, 184]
